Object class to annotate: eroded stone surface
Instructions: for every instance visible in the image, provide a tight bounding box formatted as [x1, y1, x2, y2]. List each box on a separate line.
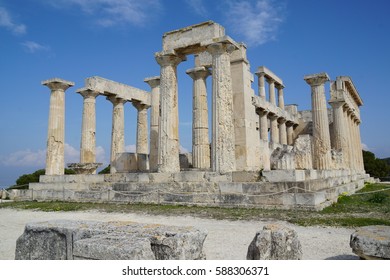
[350, 226, 390, 260]
[246, 224, 302, 260]
[15, 220, 207, 260]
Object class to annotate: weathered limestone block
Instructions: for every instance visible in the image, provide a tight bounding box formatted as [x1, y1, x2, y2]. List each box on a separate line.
[350, 226, 390, 260]
[15, 220, 207, 260]
[247, 224, 302, 260]
[270, 146, 295, 170]
[293, 134, 313, 169]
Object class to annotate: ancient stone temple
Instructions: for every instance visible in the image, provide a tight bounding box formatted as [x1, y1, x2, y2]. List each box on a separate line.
[13, 21, 373, 210]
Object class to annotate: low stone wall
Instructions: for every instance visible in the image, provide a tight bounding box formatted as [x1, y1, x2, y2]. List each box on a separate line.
[15, 220, 207, 260]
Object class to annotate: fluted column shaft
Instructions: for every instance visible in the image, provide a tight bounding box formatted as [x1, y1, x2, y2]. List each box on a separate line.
[344, 108, 352, 169]
[107, 96, 126, 174]
[267, 78, 276, 105]
[186, 66, 211, 169]
[330, 102, 346, 150]
[259, 110, 269, 141]
[42, 78, 74, 175]
[269, 114, 279, 143]
[304, 73, 332, 170]
[258, 73, 266, 100]
[78, 89, 99, 165]
[286, 122, 294, 145]
[279, 118, 287, 145]
[133, 102, 149, 155]
[155, 52, 184, 173]
[144, 77, 160, 171]
[207, 42, 236, 173]
[355, 120, 364, 171]
[277, 85, 285, 109]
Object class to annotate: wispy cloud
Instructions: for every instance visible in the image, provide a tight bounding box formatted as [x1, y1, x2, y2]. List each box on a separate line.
[48, 0, 161, 27]
[224, 0, 285, 47]
[186, 0, 209, 17]
[361, 143, 369, 151]
[0, 144, 108, 167]
[21, 41, 50, 53]
[0, 6, 26, 35]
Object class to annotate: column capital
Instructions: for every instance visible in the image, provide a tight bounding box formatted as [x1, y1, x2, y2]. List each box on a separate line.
[275, 83, 285, 90]
[266, 77, 275, 84]
[304, 72, 330, 86]
[76, 87, 100, 99]
[277, 117, 286, 124]
[132, 100, 150, 111]
[329, 100, 345, 109]
[207, 42, 236, 56]
[106, 95, 126, 106]
[186, 66, 211, 80]
[155, 51, 185, 67]
[42, 78, 74, 91]
[144, 76, 160, 89]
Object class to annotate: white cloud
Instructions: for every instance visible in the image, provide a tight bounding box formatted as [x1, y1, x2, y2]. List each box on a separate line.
[0, 149, 46, 167]
[180, 145, 189, 153]
[96, 146, 108, 164]
[21, 41, 50, 53]
[186, 0, 209, 17]
[48, 0, 161, 27]
[0, 7, 26, 35]
[224, 0, 284, 46]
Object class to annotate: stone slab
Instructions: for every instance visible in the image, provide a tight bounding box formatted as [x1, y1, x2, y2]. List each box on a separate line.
[350, 226, 390, 260]
[262, 170, 305, 182]
[15, 220, 207, 260]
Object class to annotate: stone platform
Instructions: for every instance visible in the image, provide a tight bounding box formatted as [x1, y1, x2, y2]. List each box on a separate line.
[9, 170, 372, 211]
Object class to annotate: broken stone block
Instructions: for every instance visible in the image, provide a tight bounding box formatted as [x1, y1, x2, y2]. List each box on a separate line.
[246, 224, 302, 260]
[350, 225, 390, 260]
[15, 220, 207, 260]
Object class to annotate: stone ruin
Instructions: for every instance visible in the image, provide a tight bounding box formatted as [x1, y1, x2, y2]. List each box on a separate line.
[11, 21, 374, 210]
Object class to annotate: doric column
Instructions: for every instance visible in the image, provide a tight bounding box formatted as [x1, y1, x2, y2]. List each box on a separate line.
[155, 52, 185, 173]
[286, 122, 294, 145]
[186, 66, 211, 169]
[107, 95, 126, 174]
[259, 109, 269, 141]
[144, 76, 160, 172]
[304, 73, 332, 170]
[278, 118, 287, 145]
[257, 72, 266, 100]
[207, 42, 236, 173]
[267, 78, 276, 105]
[77, 88, 99, 166]
[276, 84, 285, 109]
[343, 107, 352, 169]
[132, 101, 149, 155]
[329, 101, 348, 169]
[42, 78, 74, 175]
[269, 114, 279, 144]
[355, 119, 364, 171]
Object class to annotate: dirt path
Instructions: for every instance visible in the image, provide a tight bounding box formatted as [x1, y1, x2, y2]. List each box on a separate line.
[0, 208, 358, 260]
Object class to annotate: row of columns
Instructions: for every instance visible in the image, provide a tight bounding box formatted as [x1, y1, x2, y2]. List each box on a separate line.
[330, 100, 364, 171]
[255, 73, 294, 146]
[42, 79, 152, 175]
[155, 41, 236, 173]
[305, 74, 365, 171]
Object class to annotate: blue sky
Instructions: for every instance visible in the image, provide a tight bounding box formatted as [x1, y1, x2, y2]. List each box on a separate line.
[0, 0, 389, 187]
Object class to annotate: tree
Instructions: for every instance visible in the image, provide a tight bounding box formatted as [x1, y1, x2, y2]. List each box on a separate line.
[363, 150, 390, 178]
[98, 165, 110, 174]
[9, 168, 76, 189]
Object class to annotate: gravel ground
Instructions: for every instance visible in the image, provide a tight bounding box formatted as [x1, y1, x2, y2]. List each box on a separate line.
[0, 208, 358, 260]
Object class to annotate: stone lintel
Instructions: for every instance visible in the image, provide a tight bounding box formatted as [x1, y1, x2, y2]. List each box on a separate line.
[85, 76, 150, 106]
[162, 21, 225, 52]
[338, 76, 363, 106]
[252, 95, 299, 125]
[304, 72, 330, 86]
[42, 78, 74, 90]
[255, 66, 284, 87]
